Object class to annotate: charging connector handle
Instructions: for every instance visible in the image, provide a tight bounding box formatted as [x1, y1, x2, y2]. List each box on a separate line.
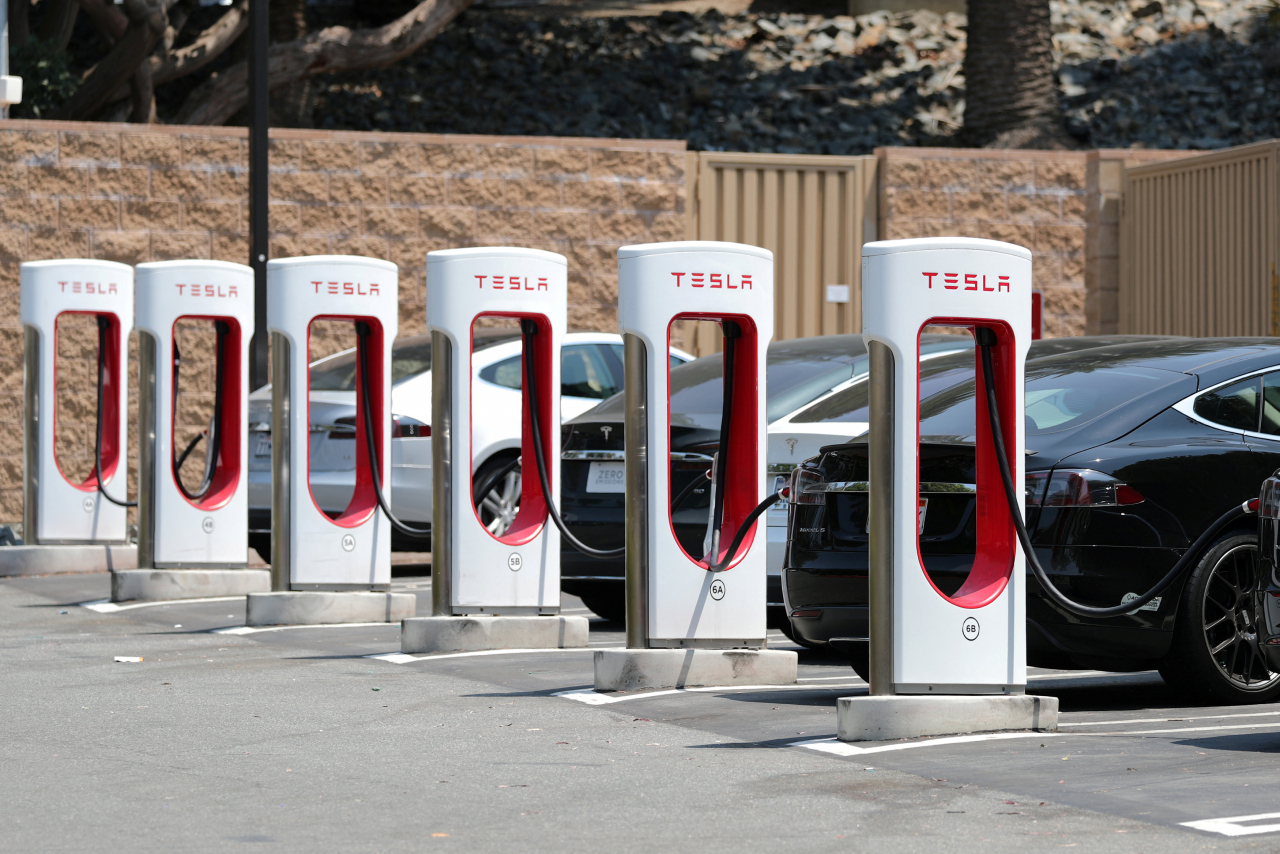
[94, 315, 136, 508]
[355, 322, 430, 538]
[979, 339, 1250, 618]
[521, 320, 624, 559]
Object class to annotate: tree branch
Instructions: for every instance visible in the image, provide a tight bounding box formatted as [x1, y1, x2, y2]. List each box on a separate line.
[56, 0, 167, 121]
[38, 0, 79, 50]
[150, 0, 248, 85]
[76, 0, 128, 44]
[177, 0, 473, 126]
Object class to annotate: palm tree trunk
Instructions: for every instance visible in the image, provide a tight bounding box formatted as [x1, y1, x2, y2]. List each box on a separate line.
[961, 0, 1073, 149]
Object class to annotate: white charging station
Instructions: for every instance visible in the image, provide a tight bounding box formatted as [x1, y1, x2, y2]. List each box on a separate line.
[247, 256, 414, 626]
[5, 259, 139, 577]
[593, 241, 796, 691]
[109, 261, 269, 602]
[837, 237, 1056, 741]
[400, 247, 588, 653]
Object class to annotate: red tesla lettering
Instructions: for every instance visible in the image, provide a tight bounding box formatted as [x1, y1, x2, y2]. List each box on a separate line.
[313, 280, 323, 293]
[691, 274, 705, 288]
[982, 275, 993, 292]
[537, 277, 548, 291]
[58, 281, 67, 292]
[923, 272, 939, 289]
[493, 276, 504, 290]
[709, 273, 723, 289]
[742, 275, 752, 290]
[475, 276, 487, 289]
[964, 274, 978, 291]
[370, 283, 379, 295]
[176, 283, 186, 295]
[73, 282, 82, 294]
[671, 273, 685, 287]
[328, 282, 339, 295]
[109, 283, 117, 294]
[943, 274, 959, 290]
[998, 276, 1010, 292]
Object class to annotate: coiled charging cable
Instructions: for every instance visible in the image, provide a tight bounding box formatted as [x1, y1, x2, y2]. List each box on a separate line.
[355, 322, 431, 538]
[93, 316, 136, 508]
[171, 321, 229, 501]
[978, 333, 1253, 617]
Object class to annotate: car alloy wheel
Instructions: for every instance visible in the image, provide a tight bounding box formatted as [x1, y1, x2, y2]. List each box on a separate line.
[1160, 531, 1280, 704]
[1201, 542, 1277, 691]
[475, 460, 521, 537]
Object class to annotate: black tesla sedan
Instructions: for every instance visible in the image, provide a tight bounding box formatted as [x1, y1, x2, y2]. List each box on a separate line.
[786, 338, 1280, 704]
[558, 333, 969, 622]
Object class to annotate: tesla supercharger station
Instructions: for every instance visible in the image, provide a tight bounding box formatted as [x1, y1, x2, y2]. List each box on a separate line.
[399, 247, 588, 653]
[592, 241, 796, 691]
[836, 237, 1056, 741]
[248, 256, 414, 627]
[109, 261, 270, 602]
[11, 260, 139, 575]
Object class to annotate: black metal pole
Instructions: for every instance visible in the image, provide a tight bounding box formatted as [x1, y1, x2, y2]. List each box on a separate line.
[248, 0, 270, 390]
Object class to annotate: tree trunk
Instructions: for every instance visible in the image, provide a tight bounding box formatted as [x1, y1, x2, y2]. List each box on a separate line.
[55, 0, 166, 121]
[269, 0, 312, 128]
[177, 0, 473, 126]
[960, 0, 1072, 149]
[37, 0, 80, 50]
[11, 0, 30, 48]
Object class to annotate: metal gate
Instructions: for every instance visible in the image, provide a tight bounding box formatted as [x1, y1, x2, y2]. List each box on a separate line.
[1120, 140, 1280, 337]
[684, 151, 878, 355]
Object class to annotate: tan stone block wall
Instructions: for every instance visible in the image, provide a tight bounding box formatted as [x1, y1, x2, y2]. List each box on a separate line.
[0, 120, 686, 527]
[877, 147, 1089, 339]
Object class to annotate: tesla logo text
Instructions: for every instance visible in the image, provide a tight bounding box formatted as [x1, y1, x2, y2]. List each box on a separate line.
[58, 281, 118, 294]
[311, 281, 381, 296]
[670, 273, 753, 289]
[600, 426, 612, 441]
[175, 283, 239, 298]
[474, 275, 549, 291]
[922, 272, 1010, 292]
[786, 438, 798, 454]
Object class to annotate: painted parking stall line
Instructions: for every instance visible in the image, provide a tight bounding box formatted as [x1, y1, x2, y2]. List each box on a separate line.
[792, 731, 1061, 757]
[215, 622, 395, 635]
[81, 596, 245, 613]
[556, 682, 866, 705]
[1182, 813, 1280, 837]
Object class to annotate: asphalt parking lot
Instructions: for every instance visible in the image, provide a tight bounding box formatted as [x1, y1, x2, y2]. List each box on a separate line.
[6, 572, 1280, 852]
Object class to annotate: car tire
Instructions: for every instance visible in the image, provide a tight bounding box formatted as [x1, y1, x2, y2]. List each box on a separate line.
[1158, 530, 1280, 704]
[579, 592, 626, 624]
[473, 454, 521, 537]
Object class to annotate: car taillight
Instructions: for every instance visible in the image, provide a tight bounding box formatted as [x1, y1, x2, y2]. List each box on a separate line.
[791, 467, 825, 505]
[1026, 468, 1144, 507]
[392, 415, 429, 438]
[1259, 478, 1280, 519]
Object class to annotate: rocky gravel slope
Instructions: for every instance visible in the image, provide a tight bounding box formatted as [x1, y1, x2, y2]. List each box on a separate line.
[313, 0, 1280, 152]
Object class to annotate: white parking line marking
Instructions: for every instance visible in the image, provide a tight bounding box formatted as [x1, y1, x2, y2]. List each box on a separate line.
[1182, 812, 1280, 837]
[214, 622, 394, 635]
[368, 648, 610, 663]
[556, 682, 866, 705]
[1098, 721, 1280, 736]
[1060, 710, 1280, 729]
[81, 596, 245, 613]
[793, 731, 1060, 756]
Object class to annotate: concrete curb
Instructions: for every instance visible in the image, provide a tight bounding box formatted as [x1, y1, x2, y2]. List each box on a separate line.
[246, 591, 416, 627]
[0, 544, 137, 577]
[401, 615, 589, 653]
[837, 694, 1059, 742]
[594, 648, 798, 692]
[111, 569, 271, 602]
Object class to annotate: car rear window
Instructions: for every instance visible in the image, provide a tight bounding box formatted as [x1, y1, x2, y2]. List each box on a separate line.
[309, 337, 433, 391]
[790, 351, 975, 424]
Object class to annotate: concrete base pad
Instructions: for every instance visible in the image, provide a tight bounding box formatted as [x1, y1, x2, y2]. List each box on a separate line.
[401, 615, 589, 653]
[246, 591, 416, 627]
[594, 648, 798, 692]
[111, 569, 271, 603]
[837, 694, 1059, 742]
[0, 544, 136, 577]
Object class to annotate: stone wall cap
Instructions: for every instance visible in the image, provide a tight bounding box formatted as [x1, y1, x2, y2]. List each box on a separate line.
[618, 240, 774, 261]
[20, 258, 134, 273]
[266, 254, 397, 272]
[862, 237, 1032, 260]
[426, 247, 567, 266]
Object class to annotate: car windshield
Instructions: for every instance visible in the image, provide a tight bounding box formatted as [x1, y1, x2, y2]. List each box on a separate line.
[918, 362, 1188, 438]
[791, 350, 976, 424]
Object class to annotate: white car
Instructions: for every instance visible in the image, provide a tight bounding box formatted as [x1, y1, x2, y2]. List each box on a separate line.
[246, 330, 692, 556]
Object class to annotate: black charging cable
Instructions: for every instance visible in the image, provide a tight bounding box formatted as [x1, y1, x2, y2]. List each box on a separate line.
[978, 331, 1253, 617]
[171, 321, 229, 501]
[93, 315, 136, 508]
[521, 319, 624, 559]
[355, 322, 431, 538]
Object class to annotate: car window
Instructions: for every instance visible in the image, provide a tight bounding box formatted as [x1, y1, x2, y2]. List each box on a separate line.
[1195, 376, 1260, 432]
[791, 351, 976, 424]
[607, 344, 683, 372]
[310, 336, 433, 391]
[477, 346, 621, 399]
[1263, 373, 1280, 435]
